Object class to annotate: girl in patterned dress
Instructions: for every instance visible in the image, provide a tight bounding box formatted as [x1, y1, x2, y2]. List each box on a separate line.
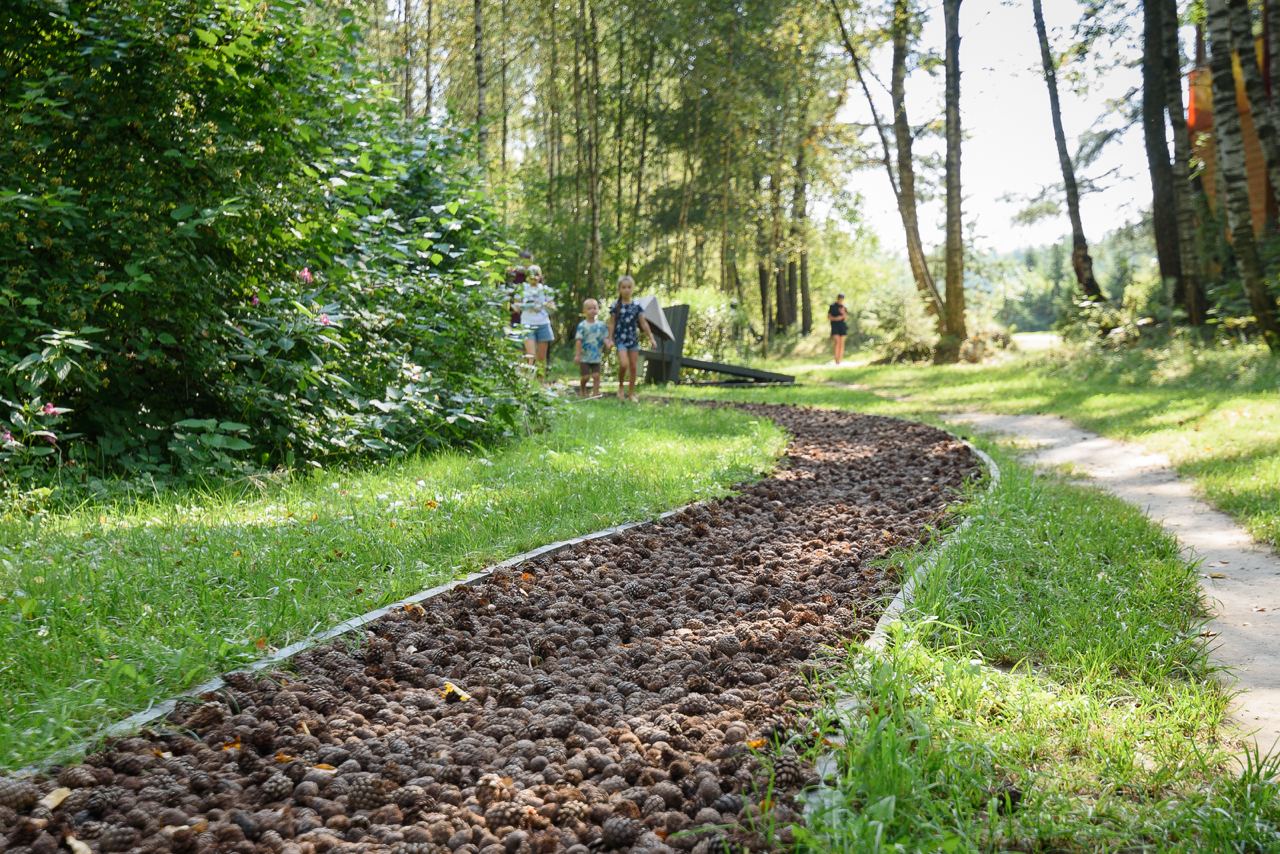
[606, 274, 655, 402]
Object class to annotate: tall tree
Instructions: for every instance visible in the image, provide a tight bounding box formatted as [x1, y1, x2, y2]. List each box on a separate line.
[1207, 0, 1280, 349]
[473, 0, 487, 168]
[939, 0, 967, 362]
[830, 0, 944, 321]
[1032, 0, 1106, 302]
[1226, 0, 1280, 207]
[1161, 0, 1208, 325]
[1143, 0, 1183, 293]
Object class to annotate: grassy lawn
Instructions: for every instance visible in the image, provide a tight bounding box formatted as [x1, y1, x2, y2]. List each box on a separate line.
[0, 401, 785, 770]
[663, 382, 1279, 850]
[800, 341, 1280, 549]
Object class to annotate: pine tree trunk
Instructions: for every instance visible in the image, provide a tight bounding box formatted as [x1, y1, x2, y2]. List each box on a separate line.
[1227, 0, 1280, 213]
[629, 43, 655, 274]
[1208, 0, 1280, 349]
[474, 0, 487, 168]
[939, 0, 967, 363]
[1032, 0, 1105, 301]
[614, 23, 627, 236]
[1143, 0, 1183, 292]
[1269, 0, 1280, 115]
[424, 0, 433, 119]
[500, 0, 509, 180]
[402, 0, 413, 118]
[1162, 0, 1209, 325]
[582, 0, 602, 290]
[792, 127, 811, 334]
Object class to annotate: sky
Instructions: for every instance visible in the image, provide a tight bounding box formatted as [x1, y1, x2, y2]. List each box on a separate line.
[837, 0, 1157, 255]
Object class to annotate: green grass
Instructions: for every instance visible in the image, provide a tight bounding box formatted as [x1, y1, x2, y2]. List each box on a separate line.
[662, 381, 1280, 850]
[799, 341, 1280, 549]
[0, 401, 786, 770]
[794, 453, 1279, 851]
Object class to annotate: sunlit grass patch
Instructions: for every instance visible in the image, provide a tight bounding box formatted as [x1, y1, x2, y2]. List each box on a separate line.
[0, 400, 786, 769]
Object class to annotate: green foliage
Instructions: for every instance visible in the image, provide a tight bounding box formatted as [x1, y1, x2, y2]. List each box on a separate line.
[0, 0, 537, 486]
[664, 287, 751, 361]
[862, 282, 939, 363]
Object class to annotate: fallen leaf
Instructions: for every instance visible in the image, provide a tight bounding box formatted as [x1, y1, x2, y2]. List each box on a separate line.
[274, 751, 294, 763]
[39, 787, 70, 810]
[1254, 606, 1268, 612]
[441, 681, 471, 703]
[300, 720, 311, 736]
[746, 738, 767, 749]
[221, 738, 242, 751]
[1209, 572, 1228, 579]
[65, 837, 91, 854]
[313, 763, 336, 771]
[254, 636, 268, 650]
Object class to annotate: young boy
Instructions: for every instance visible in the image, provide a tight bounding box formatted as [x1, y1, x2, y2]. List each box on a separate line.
[574, 298, 610, 397]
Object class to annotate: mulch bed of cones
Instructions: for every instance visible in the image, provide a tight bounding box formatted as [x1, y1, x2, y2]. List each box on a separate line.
[0, 404, 978, 853]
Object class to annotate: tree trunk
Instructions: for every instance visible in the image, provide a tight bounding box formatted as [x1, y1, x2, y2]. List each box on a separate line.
[474, 0, 487, 168]
[1269, 0, 1280, 115]
[546, 0, 559, 215]
[402, 0, 413, 118]
[500, 0, 509, 180]
[424, 0, 433, 119]
[830, 0, 944, 319]
[1032, 0, 1105, 301]
[629, 43, 655, 274]
[1143, 0, 1183, 293]
[1162, 0, 1209, 325]
[939, 0, 967, 363]
[582, 0, 602, 290]
[614, 22, 627, 235]
[1227, 0, 1280, 216]
[1208, 0, 1280, 349]
[791, 128, 811, 334]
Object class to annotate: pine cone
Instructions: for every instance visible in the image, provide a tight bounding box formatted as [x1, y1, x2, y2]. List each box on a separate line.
[712, 793, 743, 815]
[57, 765, 98, 789]
[98, 824, 140, 852]
[111, 752, 151, 777]
[475, 773, 511, 808]
[600, 815, 643, 850]
[483, 800, 526, 830]
[344, 773, 385, 811]
[86, 785, 125, 817]
[756, 712, 793, 744]
[641, 795, 665, 817]
[555, 799, 588, 826]
[0, 778, 39, 810]
[183, 702, 226, 730]
[260, 774, 293, 802]
[771, 754, 808, 790]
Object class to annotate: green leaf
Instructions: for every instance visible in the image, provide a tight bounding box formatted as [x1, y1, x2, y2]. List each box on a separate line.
[171, 204, 196, 221]
[194, 28, 219, 46]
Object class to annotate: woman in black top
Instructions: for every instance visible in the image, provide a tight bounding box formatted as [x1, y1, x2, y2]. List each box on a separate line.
[828, 293, 848, 365]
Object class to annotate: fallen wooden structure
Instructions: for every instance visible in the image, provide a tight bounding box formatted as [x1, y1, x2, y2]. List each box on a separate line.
[639, 301, 794, 385]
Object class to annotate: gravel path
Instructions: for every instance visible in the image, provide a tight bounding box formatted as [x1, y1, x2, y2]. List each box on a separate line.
[0, 404, 979, 854]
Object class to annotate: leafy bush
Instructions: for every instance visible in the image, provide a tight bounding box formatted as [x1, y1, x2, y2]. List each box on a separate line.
[863, 282, 938, 363]
[1, 0, 539, 486]
[664, 287, 751, 362]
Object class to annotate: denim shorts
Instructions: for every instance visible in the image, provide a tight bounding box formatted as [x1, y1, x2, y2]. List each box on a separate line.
[525, 323, 555, 343]
[616, 344, 639, 353]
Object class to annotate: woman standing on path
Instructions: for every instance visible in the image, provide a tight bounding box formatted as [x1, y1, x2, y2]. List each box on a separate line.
[828, 294, 848, 365]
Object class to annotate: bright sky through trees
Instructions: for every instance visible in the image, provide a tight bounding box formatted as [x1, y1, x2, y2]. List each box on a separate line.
[842, 0, 1151, 252]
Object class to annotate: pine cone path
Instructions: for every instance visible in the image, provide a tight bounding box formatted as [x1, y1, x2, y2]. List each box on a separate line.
[0, 404, 979, 853]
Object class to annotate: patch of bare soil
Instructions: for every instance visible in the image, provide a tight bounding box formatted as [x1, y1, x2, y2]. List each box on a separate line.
[0, 404, 978, 854]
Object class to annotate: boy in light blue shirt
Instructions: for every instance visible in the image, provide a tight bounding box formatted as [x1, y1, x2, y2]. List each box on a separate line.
[574, 298, 610, 397]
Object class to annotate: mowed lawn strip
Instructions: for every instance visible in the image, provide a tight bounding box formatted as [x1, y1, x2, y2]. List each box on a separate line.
[0, 402, 786, 770]
[797, 452, 1278, 851]
[804, 342, 1280, 549]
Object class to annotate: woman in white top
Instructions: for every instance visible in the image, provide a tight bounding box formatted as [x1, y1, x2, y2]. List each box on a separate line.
[520, 265, 556, 381]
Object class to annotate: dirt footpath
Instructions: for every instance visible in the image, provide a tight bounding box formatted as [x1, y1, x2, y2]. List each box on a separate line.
[0, 404, 979, 854]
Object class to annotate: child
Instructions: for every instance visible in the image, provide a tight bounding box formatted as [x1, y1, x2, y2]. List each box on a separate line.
[606, 275, 655, 402]
[574, 298, 610, 397]
[520, 265, 555, 382]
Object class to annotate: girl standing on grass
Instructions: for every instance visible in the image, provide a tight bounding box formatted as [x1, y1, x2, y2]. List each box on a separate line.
[520, 264, 555, 382]
[828, 293, 848, 365]
[606, 274, 655, 402]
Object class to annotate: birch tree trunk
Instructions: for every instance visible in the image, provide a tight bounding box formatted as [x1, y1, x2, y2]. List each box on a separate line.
[792, 127, 812, 334]
[1208, 0, 1280, 349]
[1162, 0, 1209, 325]
[1032, 0, 1105, 301]
[424, 0, 433, 120]
[402, 0, 413, 118]
[1143, 0, 1183, 291]
[939, 0, 967, 363]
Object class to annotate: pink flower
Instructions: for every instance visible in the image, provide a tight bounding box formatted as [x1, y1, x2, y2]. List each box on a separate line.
[319, 313, 331, 326]
[42, 403, 56, 415]
[2, 430, 12, 444]
[250, 294, 260, 306]
[298, 267, 314, 285]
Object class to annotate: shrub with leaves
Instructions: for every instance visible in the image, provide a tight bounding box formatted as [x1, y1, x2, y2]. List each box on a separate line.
[0, 0, 539, 485]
